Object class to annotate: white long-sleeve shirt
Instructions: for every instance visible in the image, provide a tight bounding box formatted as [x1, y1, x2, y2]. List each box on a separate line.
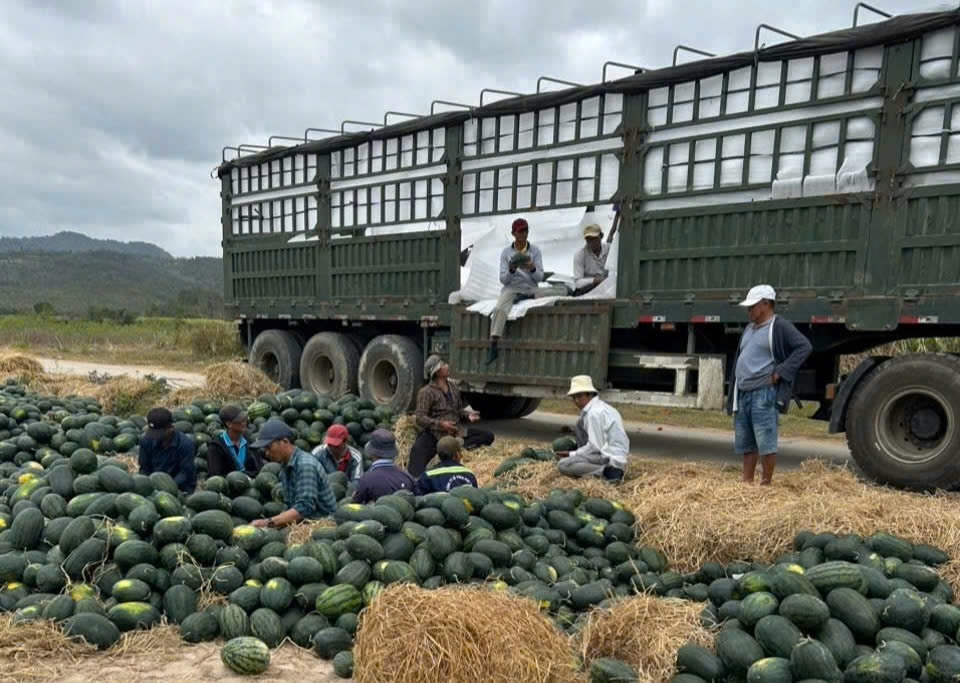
[571, 396, 629, 469]
[573, 243, 610, 289]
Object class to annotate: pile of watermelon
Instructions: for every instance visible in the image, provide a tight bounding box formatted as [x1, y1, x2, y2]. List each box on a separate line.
[671, 530, 960, 682]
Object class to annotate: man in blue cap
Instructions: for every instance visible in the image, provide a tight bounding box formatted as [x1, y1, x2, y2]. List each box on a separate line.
[250, 418, 337, 528]
[352, 429, 416, 503]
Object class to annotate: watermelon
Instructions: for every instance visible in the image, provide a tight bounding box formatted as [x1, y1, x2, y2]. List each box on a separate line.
[221, 636, 271, 675]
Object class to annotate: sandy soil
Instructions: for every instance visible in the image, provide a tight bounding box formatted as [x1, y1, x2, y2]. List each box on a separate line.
[52, 642, 344, 683]
[34, 357, 205, 389]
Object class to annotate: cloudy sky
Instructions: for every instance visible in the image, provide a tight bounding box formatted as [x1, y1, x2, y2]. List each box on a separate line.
[0, 0, 950, 257]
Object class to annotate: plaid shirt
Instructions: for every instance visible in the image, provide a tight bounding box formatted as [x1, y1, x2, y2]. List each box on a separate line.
[280, 447, 337, 519]
[416, 381, 471, 441]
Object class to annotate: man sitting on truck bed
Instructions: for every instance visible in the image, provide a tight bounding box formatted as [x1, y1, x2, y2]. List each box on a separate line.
[486, 217, 544, 364]
[409, 355, 494, 477]
[572, 222, 610, 296]
[554, 376, 629, 481]
[727, 284, 812, 486]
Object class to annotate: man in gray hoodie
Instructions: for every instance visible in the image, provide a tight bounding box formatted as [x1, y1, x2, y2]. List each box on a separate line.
[726, 284, 812, 485]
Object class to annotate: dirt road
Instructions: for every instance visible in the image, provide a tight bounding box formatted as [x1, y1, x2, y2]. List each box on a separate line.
[34, 356, 851, 470]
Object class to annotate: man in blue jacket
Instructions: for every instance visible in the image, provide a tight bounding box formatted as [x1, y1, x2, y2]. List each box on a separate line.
[138, 407, 196, 493]
[726, 285, 812, 485]
[415, 436, 478, 494]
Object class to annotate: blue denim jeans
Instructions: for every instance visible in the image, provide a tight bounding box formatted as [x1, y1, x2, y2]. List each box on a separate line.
[734, 384, 778, 455]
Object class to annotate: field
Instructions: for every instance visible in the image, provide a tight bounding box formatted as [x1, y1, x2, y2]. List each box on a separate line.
[0, 315, 243, 369]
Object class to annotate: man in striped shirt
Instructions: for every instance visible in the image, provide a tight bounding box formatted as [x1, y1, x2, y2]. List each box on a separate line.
[250, 419, 337, 528]
[407, 354, 494, 477]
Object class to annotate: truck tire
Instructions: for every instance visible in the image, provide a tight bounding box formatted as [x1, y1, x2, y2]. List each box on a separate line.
[358, 335, 423, 413]
[299, 332, 359, 399]
[464, 394, 539, 420]
[249, 330, 302, 389]
[846, 353, 960, 491]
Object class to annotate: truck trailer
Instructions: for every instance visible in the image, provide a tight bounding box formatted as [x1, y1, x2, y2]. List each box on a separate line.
[217, 6, 960, 491]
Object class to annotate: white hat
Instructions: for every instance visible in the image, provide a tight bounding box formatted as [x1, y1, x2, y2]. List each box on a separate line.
[567, 375, 598, 396]
[583, 223, 603, 238]
[739, 284, 777, 307]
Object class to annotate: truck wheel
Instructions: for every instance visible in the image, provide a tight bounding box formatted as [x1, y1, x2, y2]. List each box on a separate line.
[358, 335, 423, 413]
[300, 332, 359, 399]
[846, 353, 960, 491]
[515, 398, 542, 418]
[249, 330, 302, 389]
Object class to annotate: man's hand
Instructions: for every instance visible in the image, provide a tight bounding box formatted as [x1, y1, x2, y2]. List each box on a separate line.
[521, 260, 535, 272]
[593, 274, 606, 285]
[554, 451, 570, 459]
[438, 420, 458, 435]
[467, 412, 480, 423]
[508, 264, 517, 273]
[770, 373, 780, 385]
[252, 518, 271, 528]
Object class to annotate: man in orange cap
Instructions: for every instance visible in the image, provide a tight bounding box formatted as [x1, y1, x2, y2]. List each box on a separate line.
[486, 217, 544, 364]
[313, 423, 364, 483]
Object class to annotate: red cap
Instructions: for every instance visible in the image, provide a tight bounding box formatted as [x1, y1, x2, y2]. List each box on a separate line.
[325, 424, 349, 446]
[511, 218, 529, 233]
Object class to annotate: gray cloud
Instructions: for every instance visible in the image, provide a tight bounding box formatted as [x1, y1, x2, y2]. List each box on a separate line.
[0, 0, 945, 256]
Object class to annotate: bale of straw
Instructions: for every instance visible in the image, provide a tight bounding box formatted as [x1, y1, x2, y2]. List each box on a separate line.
[577, 595, 714, 682]
[204, 361, 279, 398]
[0, 353, 46, 383]
[392, 414, 418, 469]
[285, 518, 336, 547]
[354, 584, 580, 683]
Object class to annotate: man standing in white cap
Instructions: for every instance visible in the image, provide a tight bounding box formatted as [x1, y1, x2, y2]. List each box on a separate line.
[727, 284, 812, 485]
[572, 223, 610, 296]
[554, 375, 629, 481]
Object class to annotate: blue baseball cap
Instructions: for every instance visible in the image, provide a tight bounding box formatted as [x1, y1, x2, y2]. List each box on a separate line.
[251, 418, 295, 449]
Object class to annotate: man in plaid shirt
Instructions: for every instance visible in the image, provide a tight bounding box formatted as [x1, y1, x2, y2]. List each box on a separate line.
[251, 419, 337, 529]
[407, 355, 495, 476]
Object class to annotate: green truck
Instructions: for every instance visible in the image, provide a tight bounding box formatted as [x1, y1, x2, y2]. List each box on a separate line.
[217, 6, 960, 491]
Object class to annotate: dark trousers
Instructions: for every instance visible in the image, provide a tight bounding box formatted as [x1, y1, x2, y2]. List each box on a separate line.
[407, 427, 495, 477]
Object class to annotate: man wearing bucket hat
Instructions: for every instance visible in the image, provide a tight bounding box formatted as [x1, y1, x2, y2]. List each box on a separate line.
[251, 418, 336, 527]
[415, 435, 478, 494]
[554, 376, 629, 481]
[313, 423, 363, 483]
[727, 284, 812, 485]
[138, 407, 196, 493]
[353, 429, 416, 503]
[572, 223, 610, 296]
[408, 354, 494, 477]
[486, 217, 545, 365]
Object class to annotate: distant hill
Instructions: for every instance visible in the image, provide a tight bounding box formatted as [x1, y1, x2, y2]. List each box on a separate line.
[0, 231, 172, 260]
[0, 233, 225, 318]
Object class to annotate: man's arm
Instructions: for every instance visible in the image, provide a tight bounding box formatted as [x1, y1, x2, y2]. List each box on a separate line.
[289, 460, 320, 519]
[499, 247, 513, 286]
[414, 472, 432, 496]
[314, 472, 338, 516]
[573, 249, 585, 280]
[138, 438, 153, 475]
[415, 387, 440, 430]
[530, 247, 545, 283]
[352, 478, 370, 503]
[173, 437, 196, 492]
[773, 320, 813, 384]
[570, 412, 603, 459]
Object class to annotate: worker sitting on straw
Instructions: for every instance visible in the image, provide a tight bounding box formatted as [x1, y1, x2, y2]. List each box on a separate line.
[572, 223, 610, 296]
[415, 436, 478, 494]
[353, 429, 416, 503]
[408, 354, 494, 477]
[138, 407, 196, 493]
[554, 376, 628, 482]
[486, 217, 544, 365]
[313, 423, 363, 483]
[251, 419, 336, 528]
[205, 404, 262, 478]
[727, 284, 812, 485]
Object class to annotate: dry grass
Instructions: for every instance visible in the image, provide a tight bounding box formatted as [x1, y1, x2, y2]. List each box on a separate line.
[0, 614, 184, 681]
[204, 362, 279, 399]
[285, 518, 336, 546]
[354, 584, 580, 683]
[0, 353, 45, 383]
[483, 456, 960, 593]
[392, 414, 418, 469]
[577, 595, 714, 683]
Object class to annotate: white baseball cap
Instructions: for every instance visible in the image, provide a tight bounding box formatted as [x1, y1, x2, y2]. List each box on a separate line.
[739, 284, 777, 307]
